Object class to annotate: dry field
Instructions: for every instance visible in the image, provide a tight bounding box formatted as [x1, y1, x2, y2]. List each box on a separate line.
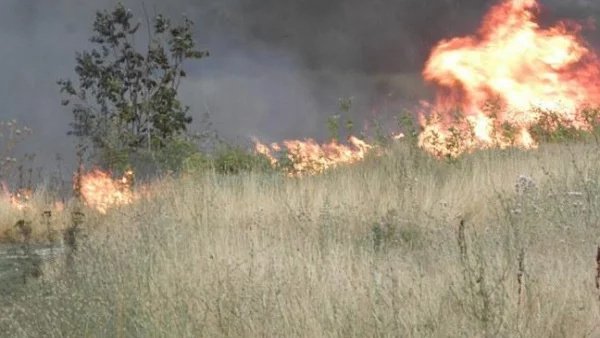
[1, 141, 600, 337]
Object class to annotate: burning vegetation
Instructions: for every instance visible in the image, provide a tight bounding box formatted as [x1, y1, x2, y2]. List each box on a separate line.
[2, 0, 600, 209]
[1, 168, 143, 215]
[255, 0, 600, 173]
[254, 136, 379, 177]
[75, 168, 143, 214]
[418, 0, 600, 158]
[1, 184, 34, 211]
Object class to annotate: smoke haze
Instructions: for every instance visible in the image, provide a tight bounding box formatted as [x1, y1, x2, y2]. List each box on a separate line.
[0, 0, 598, 175]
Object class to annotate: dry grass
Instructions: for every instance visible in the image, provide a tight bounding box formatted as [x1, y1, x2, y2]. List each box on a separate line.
[2, 141, 600, 337]
[0, 194, 70, 244]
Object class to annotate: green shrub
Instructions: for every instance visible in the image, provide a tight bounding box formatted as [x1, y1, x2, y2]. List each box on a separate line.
[212, 145, 273, 175]
[182, 152, 213, 174]
[96, 136, 202, 177]
[154, 137, 200, 173]
[528, 109, 588, 143]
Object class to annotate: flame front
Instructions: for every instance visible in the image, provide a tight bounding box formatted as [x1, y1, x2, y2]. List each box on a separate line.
[254, 136, 376, 177]
[4, 0, 598, 191]
[255, 0, 600, 170]
[418, 0, 600, 157]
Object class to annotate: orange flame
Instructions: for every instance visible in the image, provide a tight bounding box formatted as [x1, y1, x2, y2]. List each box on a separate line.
[254, 136, 378, 177]
[418, 0, 600, 157]
[1, 168, 148, 214]
[1, 184, 32, 211]
[77, 168, 143, 214]
[255, 0, 600, 171]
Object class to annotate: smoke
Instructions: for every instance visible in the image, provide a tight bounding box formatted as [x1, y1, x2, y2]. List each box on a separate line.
[0, 0, 598, 175]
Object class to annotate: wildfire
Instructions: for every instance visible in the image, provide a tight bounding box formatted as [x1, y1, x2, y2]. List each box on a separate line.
[77, 168, 143, 214]
[1, 167, 148, 214]
[3, 0, 596, 189]
[255, 0, 600, 172]
[254, 136, 378, 177]
[419, 0, 600, 157]
[1, 184, 32, 211]
[1, 184, 63, 211]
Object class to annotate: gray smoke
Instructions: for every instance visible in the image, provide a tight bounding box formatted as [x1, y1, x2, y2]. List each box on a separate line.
[0, 0, 598, 177]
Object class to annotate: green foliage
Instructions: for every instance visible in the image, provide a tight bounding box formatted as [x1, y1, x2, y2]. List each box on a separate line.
[154, 137, 200, 172]
[97, 147, 130, 173]
[528, 108, 600, 144]
[338, 96, 355, 133]
[326, 115, 341, 142]
[418, 100, 600, 162]
[276, 147, 298, 174]
[337, 96, 354, 114]
[345, 118, 354, 136]
[98, 136, 201, 174]
[182, 152, 213, 173]
[212, 145, 274, 175]
[396, 110, 418, 138]
[327, 97, 357, 142]
[57, 2, 208, 163]
[372, 118, 393, 147]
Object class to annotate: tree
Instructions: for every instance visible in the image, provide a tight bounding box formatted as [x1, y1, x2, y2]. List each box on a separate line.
[58, 2, 208, 167]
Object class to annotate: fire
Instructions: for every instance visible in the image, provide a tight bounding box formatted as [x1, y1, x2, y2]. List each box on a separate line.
[255, 0, 600, 171]
[1, 184, 32, 211]
[254, 136, 377, 177]
[77, 168, 142, 214]
[1, 167, 148, 214]
[419, 0, 600, 157]
[0, 184, 62, 211]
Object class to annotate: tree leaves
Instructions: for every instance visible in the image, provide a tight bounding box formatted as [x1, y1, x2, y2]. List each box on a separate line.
[57, 2, 208, 162]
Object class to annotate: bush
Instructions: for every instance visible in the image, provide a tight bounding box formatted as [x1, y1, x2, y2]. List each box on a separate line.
[212, 145, 274, 175]
[182, 152, 213, 174]
[154, 137, 200, 173]
[528, 107, 600, 144]
[181, 144, 275, 175]
[96, 136, 202, 178]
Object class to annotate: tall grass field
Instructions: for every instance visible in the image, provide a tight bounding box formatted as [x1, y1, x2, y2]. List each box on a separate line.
[1, 140, 600, 337]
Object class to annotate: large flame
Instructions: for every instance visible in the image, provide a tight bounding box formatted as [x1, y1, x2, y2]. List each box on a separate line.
[4, 0, 597, 188]
[255, 0, 600, 172]
[418, 0, 600, 157]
